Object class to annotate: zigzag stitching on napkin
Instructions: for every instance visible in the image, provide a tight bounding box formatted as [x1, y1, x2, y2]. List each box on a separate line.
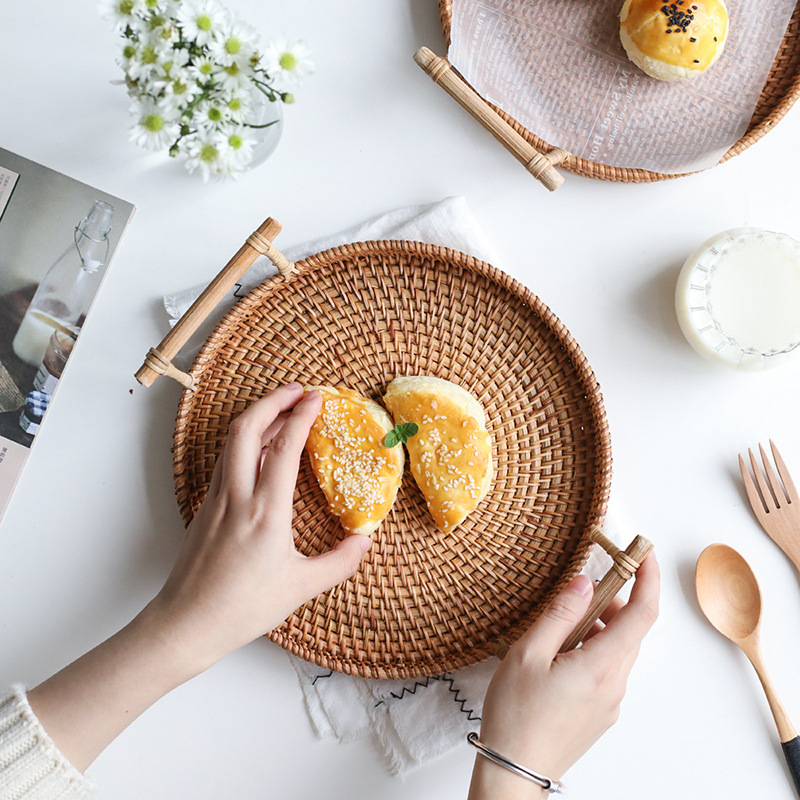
[373, 676, 434, 707]
[387, 676, 434, 701]
[441, 674, 481, 722]
[311, 670, 334, 685]
[373, 675, 480, 721]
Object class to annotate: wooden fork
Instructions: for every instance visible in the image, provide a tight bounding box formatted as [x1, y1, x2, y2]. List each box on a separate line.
[739, 441, 800, 573]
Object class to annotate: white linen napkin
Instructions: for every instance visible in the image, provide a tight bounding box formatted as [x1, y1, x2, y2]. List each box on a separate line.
[291, 540, 614, 776]
[164, 197, 618, 775]
[163, 197, 500, 370]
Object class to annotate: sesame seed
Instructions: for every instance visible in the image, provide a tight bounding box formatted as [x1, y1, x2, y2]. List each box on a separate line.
[314, 397, 398, 518]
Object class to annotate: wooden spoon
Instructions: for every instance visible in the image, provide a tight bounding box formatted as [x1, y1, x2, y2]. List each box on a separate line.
[696, 543, 800, 795]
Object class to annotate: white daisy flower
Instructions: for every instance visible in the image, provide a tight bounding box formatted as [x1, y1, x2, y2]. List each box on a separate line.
[223, 90, 251, 123]
[222, 125, 257, 168]
[215, 60, 251, 92]
[262, 38, 314, 86]
[140, 0, 165, 12]
[125, 42, 162, 81]
[116, 39, 140, 72]
[184, 131, 230, 180]
[129, 97, 180, 151]
[209, 12, 259, 67]
[148, 47, 190, 92]
[151, 18, 181, 48]
[99, 0, 142, 30]
[126, 14, 151, 38]
[187, 54, 222, 84]
[195, 97, 232, 129]
[160, 70, 200, 112]
[175, 0, 225, 46]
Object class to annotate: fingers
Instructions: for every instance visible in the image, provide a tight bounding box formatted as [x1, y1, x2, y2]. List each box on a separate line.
[299, 535, 372, 600]
[219, 383, 305, 498]
[517, 575, 594, 661]
[261, 412, 291, 449]
[589, 552, 660, 660]
[599, 596, 625, 625]
[259, 412, 291, 471]
[583, 596, 625, 641]
[255, 391, 322, 516]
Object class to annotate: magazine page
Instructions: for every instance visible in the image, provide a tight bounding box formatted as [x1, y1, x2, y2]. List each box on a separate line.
[0, 149, 135, 519]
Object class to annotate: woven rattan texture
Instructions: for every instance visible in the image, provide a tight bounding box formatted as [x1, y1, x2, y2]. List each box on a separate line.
[439, 0, 800, 182]
[173, 241, 611, 679]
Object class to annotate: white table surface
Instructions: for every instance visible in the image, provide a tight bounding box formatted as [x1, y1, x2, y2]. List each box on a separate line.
[2, 2, 800, 798]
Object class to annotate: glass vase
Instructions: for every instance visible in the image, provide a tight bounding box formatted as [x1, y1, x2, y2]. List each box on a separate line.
[246, 90, 284, 170]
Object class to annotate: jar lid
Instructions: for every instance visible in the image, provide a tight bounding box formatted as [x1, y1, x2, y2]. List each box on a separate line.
[23, 390, 50, 421]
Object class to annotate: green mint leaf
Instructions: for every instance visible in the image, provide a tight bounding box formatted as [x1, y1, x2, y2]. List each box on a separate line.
[399, 422, 419, 442]
[384, 422, 418, 447]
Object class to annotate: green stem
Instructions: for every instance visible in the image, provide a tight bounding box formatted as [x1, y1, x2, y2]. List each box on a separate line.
[252, 82, 278, 102]
[182, 82, 211, 119]
[245, 120, 278, 130]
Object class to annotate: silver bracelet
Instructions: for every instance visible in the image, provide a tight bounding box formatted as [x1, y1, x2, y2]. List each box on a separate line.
[467, 732, 565, 794]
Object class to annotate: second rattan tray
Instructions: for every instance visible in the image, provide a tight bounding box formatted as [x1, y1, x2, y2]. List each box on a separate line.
[436, 0, 800, 183]
[167, 235, 612, 679]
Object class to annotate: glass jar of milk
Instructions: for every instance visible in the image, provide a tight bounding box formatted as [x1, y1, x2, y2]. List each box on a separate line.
[675, 228, 800, 369]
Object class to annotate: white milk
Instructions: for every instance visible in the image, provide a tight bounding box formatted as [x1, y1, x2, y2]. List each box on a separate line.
[13, 312, 63, 367]
[675, 229, 800, 370]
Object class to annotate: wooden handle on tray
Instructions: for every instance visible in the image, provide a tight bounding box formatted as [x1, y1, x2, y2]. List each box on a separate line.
[559, 528, 654, 653]
[135, 217, 293, 388]
[413, 46, 568, 192]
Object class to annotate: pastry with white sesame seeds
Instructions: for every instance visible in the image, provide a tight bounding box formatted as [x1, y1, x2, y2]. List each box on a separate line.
[383, 376, 492, 533]
[305, 386, 405, 536]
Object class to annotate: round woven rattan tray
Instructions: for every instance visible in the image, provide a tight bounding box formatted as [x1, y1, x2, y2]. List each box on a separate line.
[173, 240, 611, 679]
[439, 0, 800, 182]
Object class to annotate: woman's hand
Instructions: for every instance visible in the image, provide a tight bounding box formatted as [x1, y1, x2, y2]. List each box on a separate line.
[468, 553, 660, 799]
[146, 381, 372, 673]
[29, 383, 371, 772]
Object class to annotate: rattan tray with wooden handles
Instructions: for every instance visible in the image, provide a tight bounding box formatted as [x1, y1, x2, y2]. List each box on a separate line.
[427, 0, 800, 185]
[136, 219, 652, 680]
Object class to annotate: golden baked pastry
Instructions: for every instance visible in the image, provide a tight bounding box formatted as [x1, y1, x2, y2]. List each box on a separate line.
[383, 376, 492, 533]
[619, 0, 728, 81]
[305, 386, 404, 536]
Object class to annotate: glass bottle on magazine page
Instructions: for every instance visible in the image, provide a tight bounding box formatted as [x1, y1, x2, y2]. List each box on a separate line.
[12, 200, 114, 366]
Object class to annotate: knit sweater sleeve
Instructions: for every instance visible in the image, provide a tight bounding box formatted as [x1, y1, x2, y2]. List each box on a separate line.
[0, 684, 92, 800]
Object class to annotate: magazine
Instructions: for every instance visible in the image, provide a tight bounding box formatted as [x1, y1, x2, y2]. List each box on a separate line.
[0, 148, 135, 520]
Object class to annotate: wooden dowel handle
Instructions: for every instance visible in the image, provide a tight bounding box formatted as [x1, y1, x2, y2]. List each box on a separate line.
[559, 533, 654, 653]
[747, 648, 798, 744]
[135, 217, 284, 388]
[413, 46, 568, 192]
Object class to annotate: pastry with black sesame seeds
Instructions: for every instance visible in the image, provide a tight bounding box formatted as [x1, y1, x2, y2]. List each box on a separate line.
[304, 386, 404, 536]
[619, 0, 728, 81]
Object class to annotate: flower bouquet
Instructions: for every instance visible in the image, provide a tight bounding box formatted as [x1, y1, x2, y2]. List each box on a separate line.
[102, 0, 313, 179]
